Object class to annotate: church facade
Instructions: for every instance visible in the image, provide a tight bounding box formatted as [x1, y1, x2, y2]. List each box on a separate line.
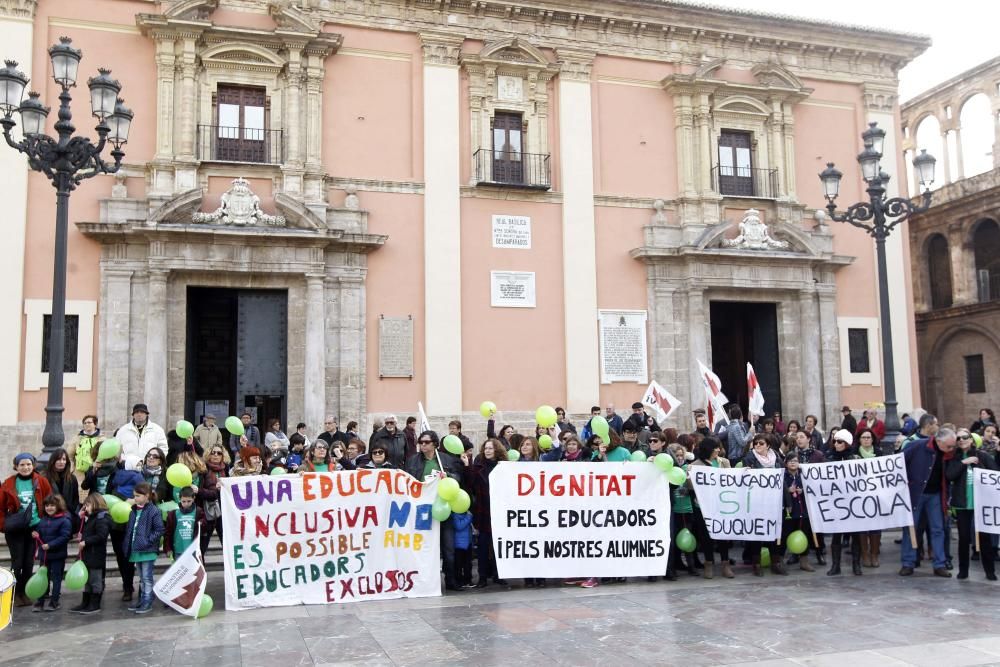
[0, 0, 929, 457]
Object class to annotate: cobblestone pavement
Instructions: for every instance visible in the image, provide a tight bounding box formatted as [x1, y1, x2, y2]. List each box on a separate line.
[3, 543, 1000, 666]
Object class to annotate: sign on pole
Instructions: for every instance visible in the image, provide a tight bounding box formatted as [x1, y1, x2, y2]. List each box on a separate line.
[974, 468, 1000, 535]
[800, 454, 913, 533]
[689, 466, 783, 540]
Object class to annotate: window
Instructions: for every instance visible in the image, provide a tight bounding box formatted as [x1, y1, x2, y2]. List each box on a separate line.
[974, 219, 1000, 301]
[41, 314, 79, 373]
[718, 131, 753, 196]
[197, 84, 281, 163]
[848, 328, 870, 374]
[926, 234, 953, 309]
[492, 112, 524, 185]
[966, 354, 986, 393]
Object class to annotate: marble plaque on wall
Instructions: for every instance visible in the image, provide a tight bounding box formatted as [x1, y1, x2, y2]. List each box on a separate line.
[491, 271, 536, 308]
[598, 309, 648, 384]
[378, 316, 414, 378]
[492, 214, 531, 249]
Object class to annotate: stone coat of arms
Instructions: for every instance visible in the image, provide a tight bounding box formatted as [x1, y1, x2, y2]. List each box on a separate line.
[193, 177, 285, 227]
[724, 209, 788, 250]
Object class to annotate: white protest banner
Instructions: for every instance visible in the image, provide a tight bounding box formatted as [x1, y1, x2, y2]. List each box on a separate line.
[800, 454, 913, 533]
[490, 462, 670, 578]
[689, 466, 783, 540]
[974, 468, 1000, 535]
[642, 380, 681, 422]
[221, 471, 441, 609]
[154, 527, 206, 618]
[417, 402, 431, 433]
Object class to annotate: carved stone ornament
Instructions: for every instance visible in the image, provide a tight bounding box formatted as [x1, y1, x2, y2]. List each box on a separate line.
[192, 177, 285, 227]
[723, 208, 788, 250]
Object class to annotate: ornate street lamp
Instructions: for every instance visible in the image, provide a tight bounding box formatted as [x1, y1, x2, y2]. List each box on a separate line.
[819, 122, 935, 454]
[0, 37, 132, 466]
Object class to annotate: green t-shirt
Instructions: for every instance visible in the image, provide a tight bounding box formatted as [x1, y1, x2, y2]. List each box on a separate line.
[14, 476, 39, 527]
[672, 464, 693, 514]
[311, 463, 329, 472]
[422, 457, 441, 478]
[128, 505, 159, 563]
[172, 508, 197, 556]
[172, 473, 201, 503]
[605, 447, 632, 462]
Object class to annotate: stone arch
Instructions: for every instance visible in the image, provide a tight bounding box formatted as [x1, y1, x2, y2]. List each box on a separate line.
[164, 0, 218, 19]
[715, 95, 770, 115]
[959, 92, 993, 178]
[479, 37, 549, 67]
[925, 233, 953, 309]
[200, 42, 286, 69]
[924, 323, 1000, 421]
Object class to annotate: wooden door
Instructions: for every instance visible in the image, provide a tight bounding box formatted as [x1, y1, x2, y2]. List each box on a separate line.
[492, 112, 524, 184]
[718, 131, 754, 196]
[216, 85, 267, 163]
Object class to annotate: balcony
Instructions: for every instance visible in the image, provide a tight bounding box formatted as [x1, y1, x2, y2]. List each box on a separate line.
[473, 148, 551, 190]
[197, 125, 284, 164]
[711, 165, 779, 199]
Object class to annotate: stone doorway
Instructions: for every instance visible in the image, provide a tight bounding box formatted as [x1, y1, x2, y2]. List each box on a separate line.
[184, 287, 288, 434]
[710, 301, 782, 417]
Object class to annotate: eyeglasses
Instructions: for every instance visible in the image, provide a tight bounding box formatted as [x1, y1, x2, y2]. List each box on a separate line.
[753, 441, 768, 447]
[385, 421, 396, 425]
[959, 435, 972, 440]
[649, 439, 662, 444]
[372, 450, 386, 455]
[834, 439, 848, 445]
[418, 439, 433, 444]
[210, 450, 224, 455]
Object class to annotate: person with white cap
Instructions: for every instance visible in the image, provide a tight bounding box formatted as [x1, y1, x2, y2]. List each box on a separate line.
[826, 429, 862, 576]
[372, 414, 407, 468]
[116, 403, 167, 461]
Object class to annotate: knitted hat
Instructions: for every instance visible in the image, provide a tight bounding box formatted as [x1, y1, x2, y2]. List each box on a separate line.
[833, 429, 854, 446]
[13, 452, 33, 466]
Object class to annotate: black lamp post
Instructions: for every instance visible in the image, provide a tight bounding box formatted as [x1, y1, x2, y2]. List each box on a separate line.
[819, 121, 936, 454]
[0, 37, 133, 466]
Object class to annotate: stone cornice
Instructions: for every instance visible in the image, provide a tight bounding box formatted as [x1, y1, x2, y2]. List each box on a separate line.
[299, 0, 925, 87]
[862, 81, 898, 113]
[0, 0, 36, 19]
[420, 32, 464, 66]
[555, 48, 595, 82]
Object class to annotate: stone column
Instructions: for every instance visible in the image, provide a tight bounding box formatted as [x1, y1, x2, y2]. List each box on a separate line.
[0, 0, 35, 425]
[152, 36, 176, 162]
[816, 285, 841, 429]
[672, 93, 696, 197]
[557, 49, 600, 412]
[782, 102, 797, 199]
[953, 127, 965, 181]
[176, 36, 198, 160]
[687, 286, 707, 414]
[695, 93, 713, 195]
[940, 129, 952, 184]
[304, 275, 326, 431]
[101, 267, 133, 424]
[769, 99, 787, 197]
[420, 33, 464, 415]
[144, 270, 169, 420]
[285, 51, 304, 168]
[332, 275, 365, 429]
[948, 222, 975, 305]
[798, 288, 822, 419]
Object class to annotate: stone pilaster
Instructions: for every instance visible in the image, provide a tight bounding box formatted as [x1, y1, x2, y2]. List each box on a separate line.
[100, 267, 133, 424]
[798, 288, 822, 419]
[304, 274, 326, 431]
[686, 286, 707, 414]
[152, 35, 176, 162]
[333, 275, 366, 430]
[144, 270, 169, 420]
[817, 286, 842, 429]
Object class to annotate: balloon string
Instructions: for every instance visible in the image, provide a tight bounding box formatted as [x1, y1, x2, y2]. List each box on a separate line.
[34, 535, 46, 566]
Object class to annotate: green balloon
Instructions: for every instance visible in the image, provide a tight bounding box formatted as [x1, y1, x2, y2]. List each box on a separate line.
[270, 467, 287, 476]
[538, 435, 553, 451]
[175, 420, 195, 439]
[225, 416, 245, 436]
[431, 497, 452, 522]
[591, 416, 610, 440]
[535, 405, 558, 428]
[166, 463, 193, 488]
[102, 493, 122, 509]
[110, 501, 133, 524]
[507, 450, 520, 461]
[437, 477, 460, 502]
[787, 530, 809, 555]
[667, 466, 687, 486]
[158, 500, 179, 521]
[676, 528, 697, 553]
[735, 462, 744, 468]
[630, 450, 647, 462]
[64, 560, 88, 591]
[25, 567, 48, 600]
[97, 438, 121, 462]
[449, 489, 471, 514]
[442, 435, 464, 456]
[196, 593, 213, 619]
[654, 453, 674, 471]
[760, 547, 772, 568]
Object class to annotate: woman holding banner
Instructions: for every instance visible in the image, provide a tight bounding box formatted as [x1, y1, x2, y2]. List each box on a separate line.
[946, 428, 997, 580]
[825, 430, 863, 576]
[463, 438, 508, 588]
[742, 435, 787, 576]
[777, 453, 815, 572]
[691, 438, 735, 579]
[855, 428, 884, 567]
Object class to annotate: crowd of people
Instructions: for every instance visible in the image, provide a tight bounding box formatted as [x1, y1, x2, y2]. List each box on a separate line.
[0, 400, 997, 615]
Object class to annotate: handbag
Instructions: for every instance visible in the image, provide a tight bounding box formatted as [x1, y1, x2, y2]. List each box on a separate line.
[3, 486, 36, 535]
[204, 499, 222, 522]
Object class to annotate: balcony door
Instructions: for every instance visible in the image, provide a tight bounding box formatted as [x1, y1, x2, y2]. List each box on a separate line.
[216, 85, 267, 163]
[492, 112, 524, 184]
[718, 130, 753, 196]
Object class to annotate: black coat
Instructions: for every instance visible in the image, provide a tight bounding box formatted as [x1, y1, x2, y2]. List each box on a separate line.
[405, 450, 462, 482]
[841, 414, 858, 434]
[79, 510, 111, 569]
[373, 428, 408, 469]
[946, 448, 997, 509]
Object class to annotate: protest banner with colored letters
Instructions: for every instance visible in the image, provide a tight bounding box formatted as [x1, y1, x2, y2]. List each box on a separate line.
[689, 466, 783, 540]
[220, 471, 441, 609]
[974, 468, 1000, 536]
[800, 454, 913, 533]
[489, 462, 671, 578]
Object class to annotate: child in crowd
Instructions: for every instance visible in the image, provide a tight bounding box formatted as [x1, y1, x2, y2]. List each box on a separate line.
[286, 434, 306, 472]
[778, 453, 815, 572]
[452, 509, 474, 589]
[30, 494, 72, 611]
[164, 486, 203, 559]
[123, 482, 164, 614]
[71, 493, 111, 614]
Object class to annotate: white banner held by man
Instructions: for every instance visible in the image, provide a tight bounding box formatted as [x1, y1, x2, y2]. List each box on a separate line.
[220, 471, 441, 609]
[154, 526, 206, 618]
[800, 454, 913, 533]
[642, 380, 681, 422]
[490, 462, 670, 578]
[974, 468, 1000, 535]
[689, 466, 783, 540]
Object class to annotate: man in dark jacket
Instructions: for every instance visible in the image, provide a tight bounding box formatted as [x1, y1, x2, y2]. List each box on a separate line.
[625, 402, 661, 435]
[900, 428, 957, 577]
[447, 420, 474, 451]
[317, 417, 350, 447]
[373, 415, 408, 469]
[840, 406, 857, 435]
[404, 431, 463, 591]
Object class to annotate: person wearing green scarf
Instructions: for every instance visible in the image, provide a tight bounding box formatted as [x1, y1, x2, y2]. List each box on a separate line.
[856, 428, 883, 567]
[946, 428, 997, 581]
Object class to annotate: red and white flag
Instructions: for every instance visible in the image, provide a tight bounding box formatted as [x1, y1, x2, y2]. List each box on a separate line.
[697, 360, 729, 430]
[642, 380, 681, 422]
[747, 363, 766, 417]
[154, 526, 206, 618]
